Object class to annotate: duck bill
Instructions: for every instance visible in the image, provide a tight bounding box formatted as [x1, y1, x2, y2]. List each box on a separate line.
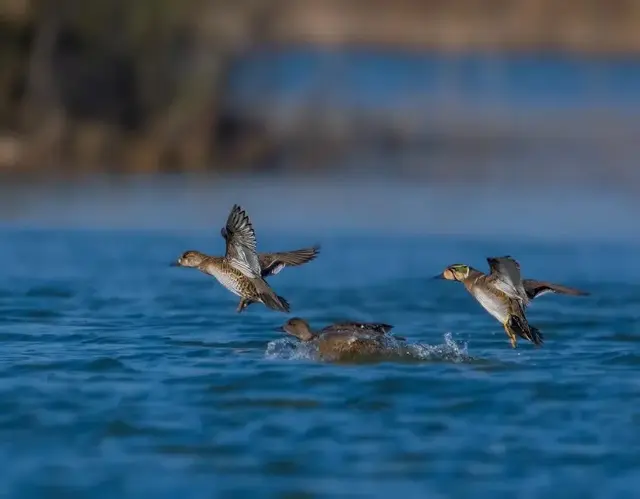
[431, 273, 446, 280]
[273, 326, 286, 332]
[169, 261, 181, 267]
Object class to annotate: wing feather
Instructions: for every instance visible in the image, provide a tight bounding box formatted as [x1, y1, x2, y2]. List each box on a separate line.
[321, 322, 394, 335]
[223, 204, 261, 278]
[259, 245, 320, 277]
[522, 279, 589, 300]
[486, 256, 529, 304]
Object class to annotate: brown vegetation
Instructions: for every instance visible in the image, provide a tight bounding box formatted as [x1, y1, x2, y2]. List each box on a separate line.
[1, 0, 639, 176]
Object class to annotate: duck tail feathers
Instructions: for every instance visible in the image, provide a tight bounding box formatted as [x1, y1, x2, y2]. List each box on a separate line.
[251, 277, 290, 312]
[508, 315, 544, 346]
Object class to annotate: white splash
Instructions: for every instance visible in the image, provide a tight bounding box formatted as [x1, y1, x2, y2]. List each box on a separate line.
[399, 332, 471, 362]
[264, 337, 320, 361]
[264, 332, 472, 363]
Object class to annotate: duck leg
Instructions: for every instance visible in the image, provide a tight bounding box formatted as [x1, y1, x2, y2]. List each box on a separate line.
[502, 320, 518, 349]
[504, 315, 544, 347]
[236, 298, 254, 313]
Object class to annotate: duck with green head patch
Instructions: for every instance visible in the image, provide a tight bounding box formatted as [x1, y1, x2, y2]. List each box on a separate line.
[434, 256, 588, 348]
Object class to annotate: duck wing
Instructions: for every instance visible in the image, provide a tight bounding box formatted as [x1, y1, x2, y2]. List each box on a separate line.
[486, 256, 529, 304]
[222, 204, 261, 278]
[320, 322, 404, 340]
[321, 322, 393, 334]
[522, 279, 589, 300]
[259, 245, 321, 277]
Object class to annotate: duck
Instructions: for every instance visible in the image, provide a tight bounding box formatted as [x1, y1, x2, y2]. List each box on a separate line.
[173, 204, 313, 313]
[434, 256, 587, 348]
[276, 317, 404, 361]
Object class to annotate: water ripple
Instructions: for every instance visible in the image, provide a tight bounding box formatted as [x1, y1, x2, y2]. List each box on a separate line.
[0, 229, 638, 497]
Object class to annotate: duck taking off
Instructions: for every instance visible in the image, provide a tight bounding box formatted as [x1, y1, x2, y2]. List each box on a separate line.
[173, 204, 315, 313]
[434, 256, 587, 348]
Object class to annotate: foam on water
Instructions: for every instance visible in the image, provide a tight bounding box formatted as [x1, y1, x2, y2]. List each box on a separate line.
[400, 332, 472, 362]
[264, 332, 472, 363]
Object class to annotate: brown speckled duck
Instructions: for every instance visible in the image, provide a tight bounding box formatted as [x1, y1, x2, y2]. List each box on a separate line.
[276, 317, 405, 361]
[174, 205, 318, 313]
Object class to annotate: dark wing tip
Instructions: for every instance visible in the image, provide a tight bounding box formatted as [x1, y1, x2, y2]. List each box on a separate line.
[530, 326, 544, 346]
[259, 292, 290, 313]
[278, 295, 291, 313]
[486, 257, 499, 272]
[486, 256, 500, 268]
[525, 279, 591, 299]
[567, 286, 590, 296]
[488, 255, 516, 264]
[299, 244, 321, 261]
[227, 204, 250, 227]
[225, 204, 257, 251]
[309, 244, 321, 259]
[487, 255, 522, 277]
[221, 206, 248, 241]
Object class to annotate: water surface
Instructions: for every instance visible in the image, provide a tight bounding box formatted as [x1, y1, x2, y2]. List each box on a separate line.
[0, 227, 638, 498]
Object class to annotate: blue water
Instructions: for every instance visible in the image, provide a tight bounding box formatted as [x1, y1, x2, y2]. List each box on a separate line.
[1, 225, 639, 498]
[227, 49, 640, 113]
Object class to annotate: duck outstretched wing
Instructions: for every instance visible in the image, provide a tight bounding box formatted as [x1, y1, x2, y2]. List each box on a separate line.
[259, 245, 320, 277]
[523, 279, 589, 300]
[222, 204, 261, 278]
[321, 322, 403, 339]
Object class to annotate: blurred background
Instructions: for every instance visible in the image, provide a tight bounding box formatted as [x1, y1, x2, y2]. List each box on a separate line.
[2, 3, 640, 496]
[1, 0, 639, 238]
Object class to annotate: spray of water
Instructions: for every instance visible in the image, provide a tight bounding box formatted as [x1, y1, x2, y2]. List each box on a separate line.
[264, 331, 472, 363]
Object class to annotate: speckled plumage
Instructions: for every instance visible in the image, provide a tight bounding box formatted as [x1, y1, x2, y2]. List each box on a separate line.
[219, 230, 320, 279]
[174, 204, 299, 313]
[182, 253, 287, 310]
[435, 256, 588, 348]
[277, 317, 404, 361]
